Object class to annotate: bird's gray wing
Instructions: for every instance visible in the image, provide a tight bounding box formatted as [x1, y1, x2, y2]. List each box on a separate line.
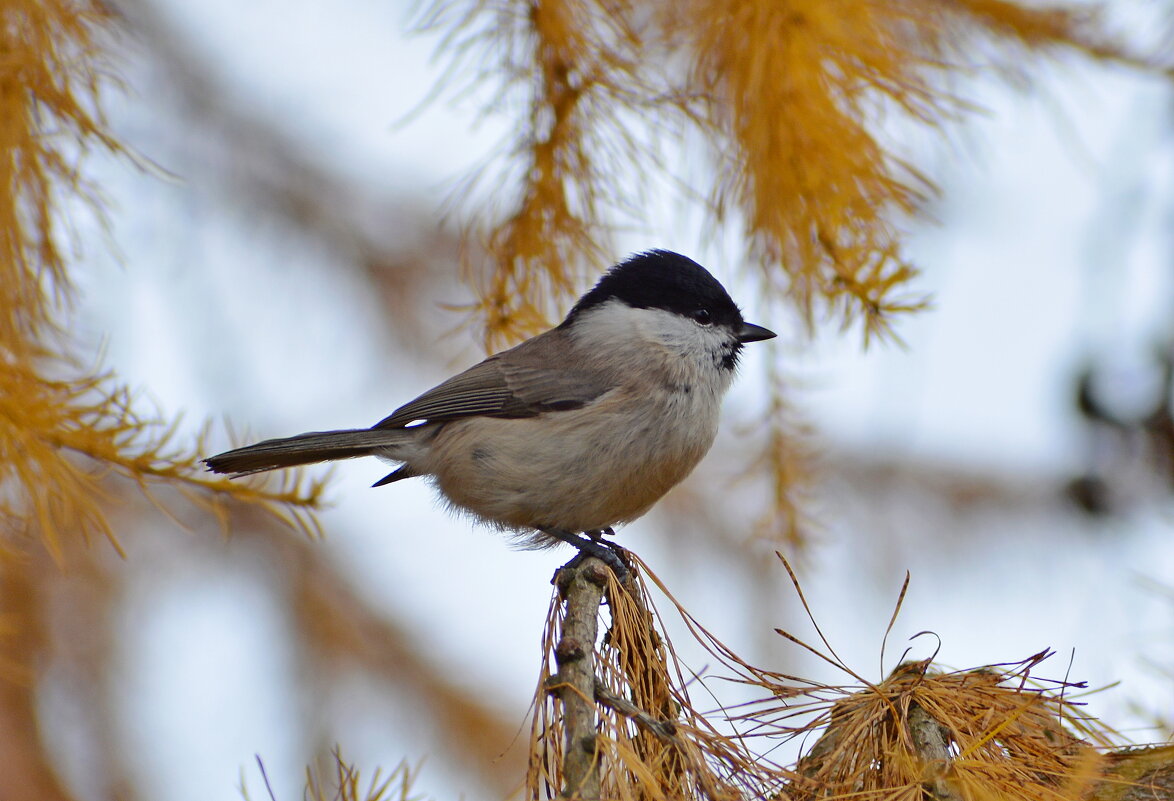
[373, 335, 613, 430]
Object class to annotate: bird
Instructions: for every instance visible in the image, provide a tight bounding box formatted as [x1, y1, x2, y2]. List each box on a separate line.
[205, 249, 775, 573]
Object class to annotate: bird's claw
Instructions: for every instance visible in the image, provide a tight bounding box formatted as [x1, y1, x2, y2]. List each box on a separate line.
[544, 528, 630, 583]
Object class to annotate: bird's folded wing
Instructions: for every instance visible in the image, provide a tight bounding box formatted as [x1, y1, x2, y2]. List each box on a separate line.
[373, 344, 613, 430]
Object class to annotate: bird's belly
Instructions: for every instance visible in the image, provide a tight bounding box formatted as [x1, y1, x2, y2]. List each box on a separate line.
[424, 390, 720, 533]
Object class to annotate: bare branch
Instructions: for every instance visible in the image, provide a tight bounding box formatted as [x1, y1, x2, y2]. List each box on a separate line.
[549, 558, 609, 800]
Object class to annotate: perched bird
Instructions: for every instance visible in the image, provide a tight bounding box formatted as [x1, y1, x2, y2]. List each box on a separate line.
[206, 250, 775, 571]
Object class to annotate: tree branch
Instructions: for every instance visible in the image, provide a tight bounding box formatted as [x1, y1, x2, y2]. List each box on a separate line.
[550, 558, 609, 800]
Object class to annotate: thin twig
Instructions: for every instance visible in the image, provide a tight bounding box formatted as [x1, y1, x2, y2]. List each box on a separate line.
[594, 680, 679, 742]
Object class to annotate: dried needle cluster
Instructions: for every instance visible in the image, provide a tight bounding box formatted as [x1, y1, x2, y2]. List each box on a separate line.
[782, 656, 1114, 801]
[530, 553, 791, 801]
[530, 552, 1172, 801]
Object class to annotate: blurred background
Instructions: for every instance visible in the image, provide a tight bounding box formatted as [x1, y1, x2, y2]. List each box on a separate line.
[14, 0, 1174, 799]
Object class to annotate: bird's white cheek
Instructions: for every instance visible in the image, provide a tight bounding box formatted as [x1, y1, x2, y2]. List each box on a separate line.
[634, 312, 741, 379]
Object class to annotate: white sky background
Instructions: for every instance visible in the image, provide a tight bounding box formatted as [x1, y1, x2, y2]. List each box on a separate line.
[55, 1, 1174, 799]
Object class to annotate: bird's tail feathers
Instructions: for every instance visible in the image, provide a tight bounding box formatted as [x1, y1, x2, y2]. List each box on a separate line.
[205, 428, 410, 477]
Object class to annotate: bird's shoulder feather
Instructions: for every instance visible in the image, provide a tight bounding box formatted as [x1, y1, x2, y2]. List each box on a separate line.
[373, 329, 615, 429]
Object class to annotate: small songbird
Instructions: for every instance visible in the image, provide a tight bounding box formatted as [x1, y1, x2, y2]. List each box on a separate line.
[206, 250, 775, 570]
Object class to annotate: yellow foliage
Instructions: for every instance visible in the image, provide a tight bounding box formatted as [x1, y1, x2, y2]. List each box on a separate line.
[690, 0, 939, 339]
[0, 0, 116, 352]
[431, 0, 1163, 346]
[0, 0, 323, 560]
[437, 0, 650, 349]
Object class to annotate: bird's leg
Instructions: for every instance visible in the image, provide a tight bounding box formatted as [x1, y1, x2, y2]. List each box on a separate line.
[542, 528, 629, 580]
[584, 527, 629, 563]
[584, 527, 615, 542]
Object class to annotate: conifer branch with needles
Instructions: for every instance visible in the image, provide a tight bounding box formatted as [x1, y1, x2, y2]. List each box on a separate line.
[0, 0, 325, 561]
[426, 0, 1169, 347]
[530, 552, 793, 801]
[527, 551, 1174, 801]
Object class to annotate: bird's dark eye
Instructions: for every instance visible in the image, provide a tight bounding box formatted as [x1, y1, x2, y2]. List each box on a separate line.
[690, 308, 712, 325]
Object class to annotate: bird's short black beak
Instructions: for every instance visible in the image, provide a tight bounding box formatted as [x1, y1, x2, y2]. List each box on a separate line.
[736, 322, 776, 343]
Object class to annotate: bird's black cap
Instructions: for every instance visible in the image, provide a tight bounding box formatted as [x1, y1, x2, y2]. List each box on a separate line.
[562, 250, 745, 329]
